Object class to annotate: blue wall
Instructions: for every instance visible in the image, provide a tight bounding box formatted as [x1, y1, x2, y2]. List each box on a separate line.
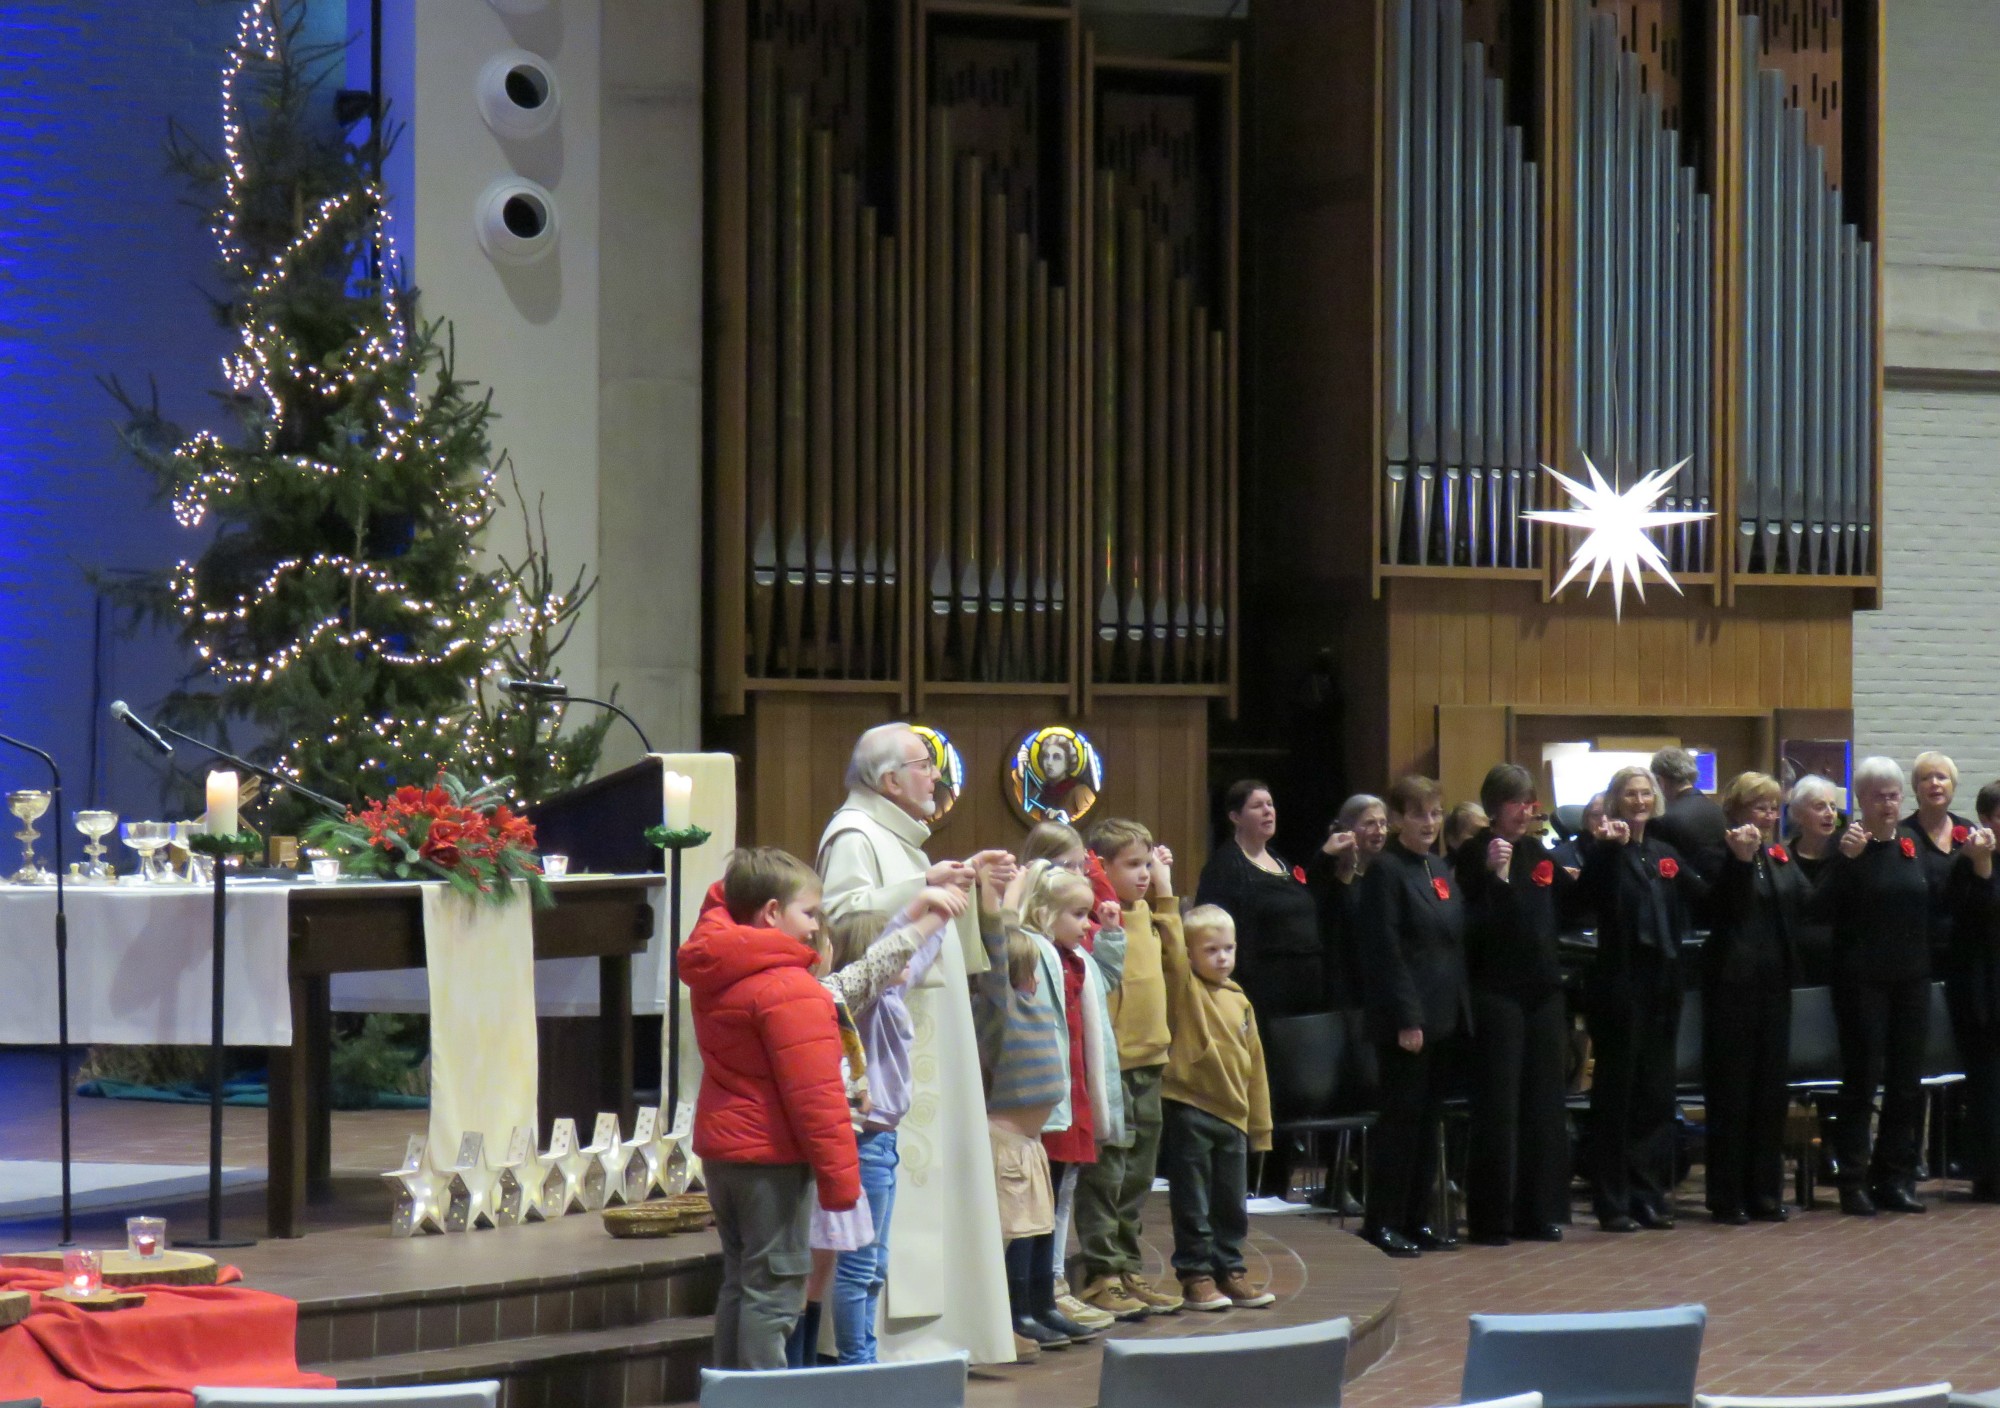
[0, 1, 346, 823]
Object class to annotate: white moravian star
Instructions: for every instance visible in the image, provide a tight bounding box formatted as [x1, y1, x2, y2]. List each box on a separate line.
[1523, 454, 1712, 619]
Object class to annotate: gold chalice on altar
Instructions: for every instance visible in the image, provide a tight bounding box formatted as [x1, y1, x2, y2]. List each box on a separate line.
[8, 790, 51, 884]
[73, 810, 119, 881]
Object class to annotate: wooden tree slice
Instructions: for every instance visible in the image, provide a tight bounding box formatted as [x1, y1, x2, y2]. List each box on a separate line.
[0, 1290, 28, 1327]
[45, 1286, 146, 1311]
[2, 1249, 219, 1287]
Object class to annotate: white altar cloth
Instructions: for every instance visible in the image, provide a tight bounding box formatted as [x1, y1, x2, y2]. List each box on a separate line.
[0, 881, 295, 1046]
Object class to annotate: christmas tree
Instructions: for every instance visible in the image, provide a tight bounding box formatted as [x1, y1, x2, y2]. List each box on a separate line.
[109, 0, 606, 831]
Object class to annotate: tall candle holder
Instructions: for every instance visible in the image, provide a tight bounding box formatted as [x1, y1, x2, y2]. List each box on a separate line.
[184, 829, 262, 1248]
[645, 824, 711, 1132]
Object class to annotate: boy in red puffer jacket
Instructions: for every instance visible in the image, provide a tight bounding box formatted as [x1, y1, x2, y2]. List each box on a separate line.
[684, 847, 861, 1370]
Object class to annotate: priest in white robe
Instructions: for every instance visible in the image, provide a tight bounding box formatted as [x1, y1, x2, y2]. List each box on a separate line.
[817, 723, 1015, 1365]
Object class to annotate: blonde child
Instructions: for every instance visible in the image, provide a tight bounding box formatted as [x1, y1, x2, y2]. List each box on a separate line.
[1161, 905, 1274, 1310]
[788, 887, 965, 1366]
[1074, 818, 1184, 1319]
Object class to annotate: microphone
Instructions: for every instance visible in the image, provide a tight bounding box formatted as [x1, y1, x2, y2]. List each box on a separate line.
[110, 701, 174, 756]
[500, 677, 569, 700]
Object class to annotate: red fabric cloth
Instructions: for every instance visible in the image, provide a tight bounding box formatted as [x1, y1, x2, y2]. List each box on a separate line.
[0, 1265, 330, 1408]
[1042, 947, 1097, 1165]
[681, 882, 861, 1209]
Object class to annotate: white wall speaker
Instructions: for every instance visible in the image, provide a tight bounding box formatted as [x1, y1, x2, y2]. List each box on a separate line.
[477, 48, 561, 139]
[475, 177, 560, 264]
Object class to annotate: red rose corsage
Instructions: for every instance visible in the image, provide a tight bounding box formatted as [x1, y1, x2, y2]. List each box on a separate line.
[1292, 865, 1308, 884]
[1901, 836, 1918, 859]
[1431, 876, 1452, 901]
[1657, 857, 1680, 879]
[1768, 844, 1790, 864]
[1532, 859, 1555, 887]
[1954, 824, 1971, 846]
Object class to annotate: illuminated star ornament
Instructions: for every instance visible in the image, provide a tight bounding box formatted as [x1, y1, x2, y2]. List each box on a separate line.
[1524, 455, 1712, 619]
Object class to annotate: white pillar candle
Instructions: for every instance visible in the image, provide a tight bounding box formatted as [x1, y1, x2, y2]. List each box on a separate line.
[664, 771, 693, 832]
[207, 770, 240, 837]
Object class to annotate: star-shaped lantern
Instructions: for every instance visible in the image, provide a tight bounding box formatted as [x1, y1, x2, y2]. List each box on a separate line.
[1524, 454, 1711, 619]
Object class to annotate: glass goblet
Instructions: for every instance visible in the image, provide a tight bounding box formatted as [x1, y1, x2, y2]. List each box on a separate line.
[168, 821, 200, 883]
[73, 810, 119, 881]
[8, 790, 51, 884]
[120, 821, 172, 882]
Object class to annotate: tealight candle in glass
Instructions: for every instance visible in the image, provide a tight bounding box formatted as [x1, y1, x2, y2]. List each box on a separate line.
[63, 1248, 102, 1294]
[541, 854, 569, 878]
[310, 856, 342, 884]
[127, 1216, 166, 1260]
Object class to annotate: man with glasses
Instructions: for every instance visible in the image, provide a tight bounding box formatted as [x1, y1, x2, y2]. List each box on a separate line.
[817, 723, 1016, 1363]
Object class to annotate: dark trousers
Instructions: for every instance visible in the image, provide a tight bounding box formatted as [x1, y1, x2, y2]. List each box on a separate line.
[1162, 1099, 1250, 1277]
[1948, 990, 2000, 1190]
[1367, 1033, 1461, 1234]
[1075, 1066, 1164, 1279]
[1587, 958, 1681, 1219]
[1466, 988, 1571, 1236]
[1832, 977, 1929, 1190]
[1701, 981, 1792, 1215]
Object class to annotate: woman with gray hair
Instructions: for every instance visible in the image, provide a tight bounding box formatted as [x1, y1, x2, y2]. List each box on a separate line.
[1306, 793, 1390, 1009]
[1808, 755, 1934, 1216]
[1785, 773, 1844, 984]
[1903, 750, 1969, 968]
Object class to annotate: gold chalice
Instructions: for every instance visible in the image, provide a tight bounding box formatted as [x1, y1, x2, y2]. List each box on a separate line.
[8, 790, 51, 884]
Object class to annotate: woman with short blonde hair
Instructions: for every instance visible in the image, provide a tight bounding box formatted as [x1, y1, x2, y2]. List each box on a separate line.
[1905, 751, 1968, 968]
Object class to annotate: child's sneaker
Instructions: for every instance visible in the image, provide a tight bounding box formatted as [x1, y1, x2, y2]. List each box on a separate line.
[1178, 1274, 1232, 1311]
[1220, 1270, 1276, 1307]
[1056, 1276, 1115, 1330]
[1079, 1273, 1150, 1321]
[1122, 1272, 1185, 1314]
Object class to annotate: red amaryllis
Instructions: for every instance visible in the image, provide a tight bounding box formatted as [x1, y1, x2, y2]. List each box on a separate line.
[1901, 836, 1917, 859]
[1768, 844, 1790, 864]
[1532, 859, 1555, 887]
[1657, 857, 1680, 879]
[1431, 876, 1452, 901]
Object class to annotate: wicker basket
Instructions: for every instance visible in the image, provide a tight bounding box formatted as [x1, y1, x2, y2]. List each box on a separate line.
[603, 1192, 712, 1239]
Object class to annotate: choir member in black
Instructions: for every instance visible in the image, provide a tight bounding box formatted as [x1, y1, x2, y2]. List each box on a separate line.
[1651, 746, 1729, 882]
[1703, 772, 1809, 1224]
[1452, 764, 1572, 1246]
[1809, 755, 1933, 1215]
[1195, 779, 1332, 1018]
[1550, 792, 1605, 873]
[1903, 751, 1969, 969]
[1356, 775, 1469, 1258]
[1305, 793, 1389, 1010]
[1579, 765, 1706, 1233]
[1785, 773, 1844, 986]
[1944, 785, 2000, 1203]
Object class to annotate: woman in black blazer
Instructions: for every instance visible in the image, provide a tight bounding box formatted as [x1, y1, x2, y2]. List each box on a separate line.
[1452, 763, 1573, 1246]
[1703, 772, 1810, 1224]
[1903, 750, 1968, 970]
[1945, 785, 2000, 1203]
[1808, 755, 1934, 1216]
[1579, 765, 1707, 1233]
[1357, 775, 1468, 1258]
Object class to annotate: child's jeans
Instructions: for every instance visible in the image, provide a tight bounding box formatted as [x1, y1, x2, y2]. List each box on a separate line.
[1162, 1098, 1250, 1278]
[832, 1130, 899, 1363]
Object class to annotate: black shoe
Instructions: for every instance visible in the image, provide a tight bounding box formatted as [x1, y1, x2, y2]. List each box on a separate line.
[1872, 1185, 1927, 1214]
[1360, 1225, 1422, 1258]
[1597, 1213, 1640, 1233]
[1514, 1223, 1565, 1242]
[1748, 1202, 1792, 1222]
[1409, 1224, 1460, 1251]
[1036, 1308, 1100, 1342]
[1630, 1202, 1677, 1230]
[1014, 1313, 1071, 1349]
[1711, 1207, 1749, 1226]
[1839, 1186, 1876, 1217]
[1468, 1229, 1512, 1247]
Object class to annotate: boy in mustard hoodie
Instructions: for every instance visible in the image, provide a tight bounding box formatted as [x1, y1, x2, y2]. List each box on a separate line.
[1074, 819, 1184, 1319]
[1161, 904, 1274, 1311]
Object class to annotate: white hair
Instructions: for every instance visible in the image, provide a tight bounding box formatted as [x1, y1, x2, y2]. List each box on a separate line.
[1787, 773, 1842, 832]
[846, 723, 918, 794]
[1853, 755, 1907, 801]
[1335, 793, 1385, 828]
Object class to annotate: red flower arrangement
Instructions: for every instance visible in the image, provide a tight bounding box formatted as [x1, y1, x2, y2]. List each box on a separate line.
[1768, 844, 1790, 864]
[1954, 824, 1971, 846]
[303, 770, 550, 906]
[1901, 836, 1918, 859]
[1292, 865, 1308, 884]
[1532, 859, 1556, 887]
[1431, 876, 1452, 901]
[1657, 857, 1680, 879]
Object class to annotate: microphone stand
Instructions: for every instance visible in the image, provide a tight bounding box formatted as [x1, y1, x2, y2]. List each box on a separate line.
[155, 725, 347, 817]
[0, 732, 72, 1245]
[507, 688, 653, 756]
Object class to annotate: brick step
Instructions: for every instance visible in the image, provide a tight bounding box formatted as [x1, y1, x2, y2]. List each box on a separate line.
[312, 1315, 713, 1408]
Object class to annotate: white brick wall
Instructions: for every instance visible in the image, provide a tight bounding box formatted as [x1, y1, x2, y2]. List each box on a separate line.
[1854, 391, 2000, 781]
[1853, 1, 2000, 785]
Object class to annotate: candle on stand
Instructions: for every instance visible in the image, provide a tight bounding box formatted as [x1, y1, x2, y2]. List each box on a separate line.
[206, 771, 240, 837]
[664, 771, 693, 832]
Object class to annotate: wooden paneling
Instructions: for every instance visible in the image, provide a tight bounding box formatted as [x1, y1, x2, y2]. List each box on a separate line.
[747, 693, 1212, 874]
[1376, 576, 1851, 780]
